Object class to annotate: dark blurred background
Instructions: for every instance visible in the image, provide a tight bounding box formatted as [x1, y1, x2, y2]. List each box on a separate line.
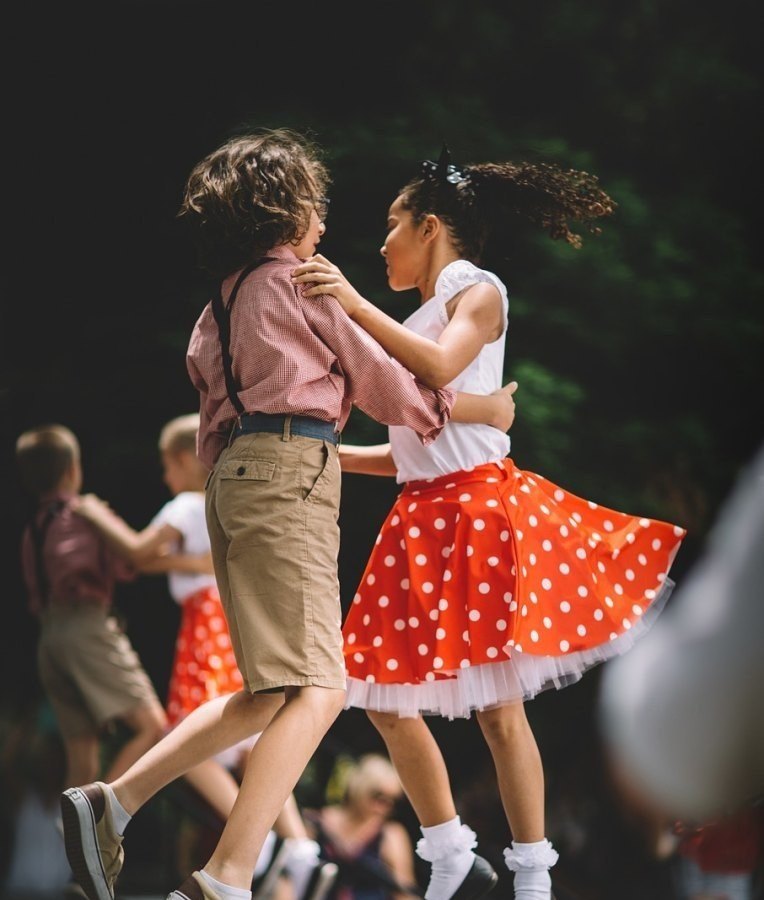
[2, 1, 763, 897]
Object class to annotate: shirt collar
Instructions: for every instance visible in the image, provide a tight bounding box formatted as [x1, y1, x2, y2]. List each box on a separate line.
[267, 245, 303, 263]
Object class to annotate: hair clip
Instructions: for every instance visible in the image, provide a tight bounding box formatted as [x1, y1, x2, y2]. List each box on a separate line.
[422, 143, 468, 185]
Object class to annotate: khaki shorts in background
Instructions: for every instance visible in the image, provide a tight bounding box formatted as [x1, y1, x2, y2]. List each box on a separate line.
[205, 431, 345, 693]
[38, 605, 161, 739]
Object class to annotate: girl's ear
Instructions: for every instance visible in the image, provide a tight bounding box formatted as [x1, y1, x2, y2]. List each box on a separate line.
[420, 213, 442, 245]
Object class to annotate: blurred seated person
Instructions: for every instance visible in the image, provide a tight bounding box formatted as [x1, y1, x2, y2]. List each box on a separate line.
[305, 754, 420, 900]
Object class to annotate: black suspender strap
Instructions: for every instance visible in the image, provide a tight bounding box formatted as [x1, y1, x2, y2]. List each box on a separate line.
[29, 500, 66, 608]
[210, 259, 270, 419]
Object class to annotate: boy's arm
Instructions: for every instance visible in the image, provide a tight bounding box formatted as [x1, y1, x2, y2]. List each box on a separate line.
[72, 495, 181, 565]
[339, 443, 398, 477]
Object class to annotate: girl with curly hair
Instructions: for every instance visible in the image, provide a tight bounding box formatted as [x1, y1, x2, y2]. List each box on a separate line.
[293, 147, 687, 900]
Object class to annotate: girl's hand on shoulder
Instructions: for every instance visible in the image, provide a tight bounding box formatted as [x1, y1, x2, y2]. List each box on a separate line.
[71, 493, 113, 522]
[292, 254, 365, 317]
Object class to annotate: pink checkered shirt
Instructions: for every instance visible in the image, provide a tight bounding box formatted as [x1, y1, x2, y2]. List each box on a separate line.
[187, 245, 456, 468]
[20, 493, 134, 615]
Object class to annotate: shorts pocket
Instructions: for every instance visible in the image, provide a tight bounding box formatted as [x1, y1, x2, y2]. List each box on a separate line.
[218, 458, 276, 482]
[300, 442, 335, 503]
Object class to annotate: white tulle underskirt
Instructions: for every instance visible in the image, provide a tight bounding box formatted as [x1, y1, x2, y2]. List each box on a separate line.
[345, 577, 673, 720]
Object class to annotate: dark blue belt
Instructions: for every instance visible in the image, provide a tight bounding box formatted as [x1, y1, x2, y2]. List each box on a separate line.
[233, 412, 340, 446]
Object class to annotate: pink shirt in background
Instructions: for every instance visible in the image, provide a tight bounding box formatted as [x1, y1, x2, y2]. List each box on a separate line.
[20, 493, 134, 615]
[186, 245, 455, 469]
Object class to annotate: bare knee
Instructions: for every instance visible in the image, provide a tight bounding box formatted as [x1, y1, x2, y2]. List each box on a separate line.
[123, 701, 167, 743]
[476, 703, 531, 747]
[286, 685, 346, 724]
[367, 709, 422, 738]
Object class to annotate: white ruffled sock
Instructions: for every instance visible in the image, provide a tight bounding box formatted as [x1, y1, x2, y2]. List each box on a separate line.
[199, 870, 251, 900]
[504, 839, 559, 900]
[417, 817, 477, 900]
[101, 783, 131, 836]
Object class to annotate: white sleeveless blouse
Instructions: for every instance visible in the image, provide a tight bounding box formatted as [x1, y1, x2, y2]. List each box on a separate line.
[389, 260, 510, 483]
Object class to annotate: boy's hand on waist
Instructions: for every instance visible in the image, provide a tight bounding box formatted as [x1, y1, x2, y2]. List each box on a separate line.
[291, 254, 365, 317]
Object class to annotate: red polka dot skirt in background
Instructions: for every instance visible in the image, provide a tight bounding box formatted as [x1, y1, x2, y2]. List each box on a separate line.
[166, 585, 244, 727]
[343, 459, 686, 719]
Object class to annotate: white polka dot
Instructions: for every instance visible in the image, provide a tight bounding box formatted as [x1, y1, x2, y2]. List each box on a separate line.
[346, 633, 356, 645]
[375, 534, 382, 545]
[673, 525, 684, 537]
[577, 624, 587, 636]
[614, 584, 623, 596]
[560, 524, 569, 538]
[626, 532, 636, 544]
[466, 545, 474, 557]
[474, 519, 486, 531]
[487, 556, 500, 567]
[645, 588, 656, 600]
[486, 647, 499, 658]
[496, 619, 507, 630]
[632, 604, 643, 616]
[657, 573, 666, 583]
[446, 482, 456, 489]
[603, 520, 614, 532]
[516, 530, 524, 541]
[384, 555, 396, 567]
[515, 644, 523, 652]
[415, 553, 428, 566]
[459, 493, 472, 502]
[417, 644, 428, 656]
[521, 605, 528, 617]
[639, 518, 650, 528]
[577, 586, 589, 598]
[434, 518, 446, 530]
[460, 659, 471, 668]
[373, 636, 383, 647]
[520, 484, 531, 494]
[530, 631, 540, 643]
[638, 554, 648, 566]
[354, 652, 364, 663]
[560, 601, 571, 613]
[363, 614, 371, 625]
[408, 502, 417, 512]
[400, 578, 410, 590]
[529, 553, 537, 566]
[366, 674, 375, 683]
[503, 591, 513, 602]
[542, 540, 552, 552]
[576, 547, 587, 560]
[462, 630, 470, 642]
[605, 596, 614, 608]
[425, 672, 435, 682]
[625, 569, 635, 581]
[436, 627, 446, 640]
[554, 489, 565, 502]
[540, 504, 551, 515]
[408, 526, 420, 538]
[622, 618, 632, 630]
[353, 592, 361, 605]
[543, 616, 552, 628]
[408, 616, 419, 628]
[509, 495, 518, 506]
[587, 500, 598, 509]
[438, 599, 448, 611]
[527, 476, 537, 485]
[394, 619, 406, 631]
[560, 640, 570, 652]
[593, 609, 604, 621]
[421, 584, 435, 598]
[367, 574, 376, 585]
[597, 561, 606, 573]
[399, 540, 406, 550]
[442, 546, 452, 558]
[378, 595, 390, 607]
[433, 657, 444, 669]
[610, 632, 618, 640]
[522, 566, 528, 577]
[487, 477, 498, 483]
[572, 512, 583, 524]
[443, 570, 452, 582]
[386, 658, 399, 670]
[509, 601, 518, 612]
[542, 578, 552, 591]
[652, 538, 662, 551]
[529, 515, 538, 527]
[500, 530, 510, 542]
[612, 548, 620, 559]
[530, 591, 538, 604]
[591, 532, 602, 543]
[486, 499, 499, 508]
[559, 562, 570, 575]
[391, 515, 400, 526]
[469, 610, 481, 621]
[478, 582, 491, 594]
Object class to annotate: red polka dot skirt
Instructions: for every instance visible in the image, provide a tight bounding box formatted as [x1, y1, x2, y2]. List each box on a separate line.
[343, 459, 686, 719]
[166, 585, 244, 727]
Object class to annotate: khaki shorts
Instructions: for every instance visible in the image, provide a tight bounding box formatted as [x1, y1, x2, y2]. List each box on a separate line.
[38, 605, 160, 739]
[206, 431, 345, 693]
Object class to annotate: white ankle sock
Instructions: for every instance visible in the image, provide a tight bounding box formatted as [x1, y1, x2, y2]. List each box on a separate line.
[504, 839, 558, 900]
[418, 817, 476, 900]
[199, 870, 252, 900]
[513, 869, 552, 900]
[101, 784, 131, 836]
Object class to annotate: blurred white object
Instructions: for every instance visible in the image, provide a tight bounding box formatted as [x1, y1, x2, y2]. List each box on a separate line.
[3, 792, 72, 893]
[599, 442, 764, 820]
